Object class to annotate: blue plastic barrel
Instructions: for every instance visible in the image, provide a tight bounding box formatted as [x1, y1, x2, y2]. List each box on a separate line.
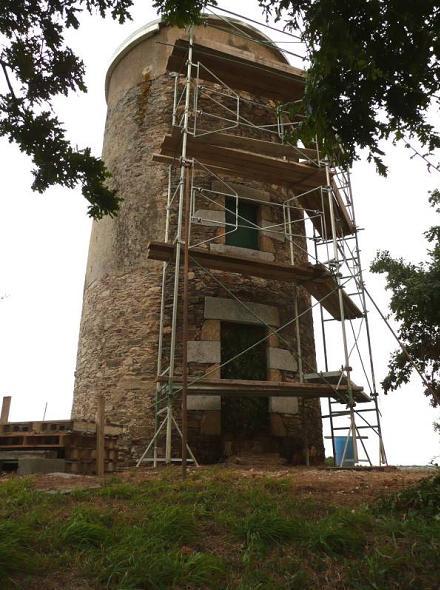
[334, 436, 355, 467]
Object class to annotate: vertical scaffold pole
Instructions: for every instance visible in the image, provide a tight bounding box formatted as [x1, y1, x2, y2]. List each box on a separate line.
[349, 182, 387, 465]
[153, 166, 173, 467]
[325, 163, 358, 466]
[314, 231, 337, 462]
[166, 28, 194, 464]
[287, 205, 309, 464]
[181, 162, 192, 477]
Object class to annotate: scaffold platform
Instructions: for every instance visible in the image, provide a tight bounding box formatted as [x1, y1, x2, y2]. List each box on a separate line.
[147, 241, 364, 320]
[166, 38, 305, 101]
[157, 376, 371, 403]
[153, 128, 355, 237]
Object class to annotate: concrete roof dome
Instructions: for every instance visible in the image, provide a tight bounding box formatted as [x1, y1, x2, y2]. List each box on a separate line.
[105, 15, 289, 98]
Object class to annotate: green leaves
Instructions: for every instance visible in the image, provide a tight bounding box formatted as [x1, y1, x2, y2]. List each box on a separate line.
[0, 1, 133, 218]
[371, 194, 440, 406]
[153, 0, 217, 26]
[241, 1, 440, 173]
[0, 96, 121, 218]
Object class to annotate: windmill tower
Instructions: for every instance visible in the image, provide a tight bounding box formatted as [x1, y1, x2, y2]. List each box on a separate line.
[72, 16, 385, 467]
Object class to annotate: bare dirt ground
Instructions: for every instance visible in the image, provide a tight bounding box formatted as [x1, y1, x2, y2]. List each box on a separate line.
[0, 471, 102, 493]
[6, 465, 433, 506]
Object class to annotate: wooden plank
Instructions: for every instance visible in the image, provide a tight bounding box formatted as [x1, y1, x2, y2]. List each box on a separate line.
[303, 277, 363, 320]
[157, 376, 368, 403]
[0, 432, 66, 440]
[167, 38, 305, 101]
[0, 432, 66, 448]
[96, 395, 105, 477]
[185, 129, 318, 164]
[1, 419, 75, 433]
[160, 131, 326, 189]
[0, 444, 64, 449]
[0, 418, 122, 436]
[0, 396, 11, 425]
[148, 240, 322, 281]
[147, 241, 363, 320]
[304, 372, 370, 402]
[156, 130, 355, 237]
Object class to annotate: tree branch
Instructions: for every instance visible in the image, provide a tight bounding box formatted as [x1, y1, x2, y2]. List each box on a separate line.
[0, 60, 17, 98]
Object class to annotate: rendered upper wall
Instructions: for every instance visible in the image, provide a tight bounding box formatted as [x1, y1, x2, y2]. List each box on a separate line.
[105, 16, 302, 108]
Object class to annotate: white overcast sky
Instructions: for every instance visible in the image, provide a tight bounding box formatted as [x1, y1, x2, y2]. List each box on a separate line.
[0, 1, 439, 465]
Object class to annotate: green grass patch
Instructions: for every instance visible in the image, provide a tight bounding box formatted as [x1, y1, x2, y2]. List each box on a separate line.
[0, 470, 438, 589]
[307, 509, 371, 556]
[61, 514, 110, 548]
[235, 508, 303, 548]
[0, 521, 37, 583]
[101, 542, 224, 590]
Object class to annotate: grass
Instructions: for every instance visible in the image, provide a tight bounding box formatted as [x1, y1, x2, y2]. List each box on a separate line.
[0, 469, 438, 589]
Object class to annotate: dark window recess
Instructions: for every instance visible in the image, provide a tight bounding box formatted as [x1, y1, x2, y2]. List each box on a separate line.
[221, 322, 268, 437]
[224, 197, 259, 250]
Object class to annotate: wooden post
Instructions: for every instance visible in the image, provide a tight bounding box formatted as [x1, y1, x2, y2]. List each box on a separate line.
[0, 396, 11, 425]
[96, 395, 105, 477]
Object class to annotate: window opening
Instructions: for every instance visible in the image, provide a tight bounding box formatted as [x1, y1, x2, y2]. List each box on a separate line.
[225, 197, 259, 250]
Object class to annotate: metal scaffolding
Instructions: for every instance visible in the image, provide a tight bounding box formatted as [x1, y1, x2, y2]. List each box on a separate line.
[137, 15, 387, 469]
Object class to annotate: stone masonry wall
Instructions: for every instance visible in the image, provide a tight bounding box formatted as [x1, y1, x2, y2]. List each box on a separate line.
[72, 22, 324, 464]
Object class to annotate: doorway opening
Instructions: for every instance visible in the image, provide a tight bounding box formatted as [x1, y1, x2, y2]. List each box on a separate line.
[220, 322, 269, 442]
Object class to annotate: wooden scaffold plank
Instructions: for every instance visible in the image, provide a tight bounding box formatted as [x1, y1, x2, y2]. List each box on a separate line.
[157, 376, 370, 403]
[147, 241, 363, 321]
[153, 128, 355, 238]
[167, 38, 305, 102]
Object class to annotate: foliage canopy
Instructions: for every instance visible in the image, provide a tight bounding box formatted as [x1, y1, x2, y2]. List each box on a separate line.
[0, 0, 134, 218]
[371, 191, 440, 407]
[155, 0, 440, 174]
[3, 1, 440, 212]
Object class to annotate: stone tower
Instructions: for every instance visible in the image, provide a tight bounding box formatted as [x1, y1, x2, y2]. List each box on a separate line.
[72, 17, 326, 464]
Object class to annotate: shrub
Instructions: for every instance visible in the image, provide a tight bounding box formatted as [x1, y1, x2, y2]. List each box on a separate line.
[374, 474, 440, 519]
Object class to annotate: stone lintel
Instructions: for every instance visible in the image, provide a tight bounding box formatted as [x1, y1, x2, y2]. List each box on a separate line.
[204, 296, 280, 327]
[187, 341, 221, 364]
[268, 347, 298, 371]
[187, 395, 221, 411]
[210, 243, 275, 263]
[270, 397, 299, 414]
[211, 180, 271, 204]
[193, 209, 225, 227]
